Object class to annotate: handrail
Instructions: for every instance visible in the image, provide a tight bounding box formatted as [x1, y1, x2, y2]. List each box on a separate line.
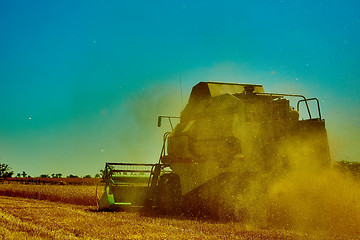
[256, 93, 321, 120]
[159, 132, 170, 164]
[297, 98, 322, 120]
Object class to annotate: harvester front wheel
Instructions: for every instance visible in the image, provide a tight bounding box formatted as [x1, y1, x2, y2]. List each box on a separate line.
[156, 173, 182, 215]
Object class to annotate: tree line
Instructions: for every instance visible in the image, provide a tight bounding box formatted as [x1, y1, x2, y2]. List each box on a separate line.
[3, 161, 360, 180]
[334, 160, 360, 179]
[0, 163, 101, 179]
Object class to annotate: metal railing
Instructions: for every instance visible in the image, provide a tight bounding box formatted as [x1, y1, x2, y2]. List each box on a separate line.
[256, 93, 322, 120]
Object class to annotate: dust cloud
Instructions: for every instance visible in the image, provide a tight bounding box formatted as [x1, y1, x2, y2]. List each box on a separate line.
[117, 83, 182, 163]
[231, 139, 360, 235]
[268, 166, 360, 234]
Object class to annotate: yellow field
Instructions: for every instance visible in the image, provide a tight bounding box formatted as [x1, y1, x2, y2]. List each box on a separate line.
[0, 183, 359, 239]
[0, 182, 103, 206]
[0, 196, 332, 240]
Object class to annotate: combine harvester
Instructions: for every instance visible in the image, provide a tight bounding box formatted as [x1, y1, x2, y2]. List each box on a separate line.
[99, 82, 331, 217]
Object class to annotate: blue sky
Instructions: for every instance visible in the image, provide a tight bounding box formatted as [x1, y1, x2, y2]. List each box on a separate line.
[0, 0, 360, 176]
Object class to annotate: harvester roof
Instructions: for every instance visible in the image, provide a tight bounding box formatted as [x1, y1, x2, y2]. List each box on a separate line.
[188, 82, 264, 103]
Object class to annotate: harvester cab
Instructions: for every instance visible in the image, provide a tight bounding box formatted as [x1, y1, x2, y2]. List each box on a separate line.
[98, 81, 331, 216]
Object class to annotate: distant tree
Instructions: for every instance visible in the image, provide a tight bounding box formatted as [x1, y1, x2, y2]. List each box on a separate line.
[40, 174, 50, 178]
[67, 174, 79, 178]
[94, 173, 101, 178]
[21, 171, 27, 178]
[16, 173, 21, 177]
[0, 163, 14, 179]
[3, 172, 13, 179]
[83, 174, 92, 178]
[0, 163, 9, 175]
[51, 173, 62, 178]
[99, 166, 113, 180]
[334, 161, 360, 179]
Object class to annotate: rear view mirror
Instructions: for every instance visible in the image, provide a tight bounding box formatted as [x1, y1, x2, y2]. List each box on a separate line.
[157, 115, 180, 129]
[158, 116, 162, 127]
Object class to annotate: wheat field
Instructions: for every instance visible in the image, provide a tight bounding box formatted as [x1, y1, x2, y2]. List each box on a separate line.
[0, 182, 103, 206]
[0, 182, 359, 239]
[0, 196, 321, 240]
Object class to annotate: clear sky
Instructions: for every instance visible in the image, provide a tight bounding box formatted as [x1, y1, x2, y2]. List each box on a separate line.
[1, 0, 360, 177]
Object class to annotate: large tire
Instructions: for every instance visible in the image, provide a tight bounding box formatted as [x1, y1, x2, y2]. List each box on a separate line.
[156, 173, 182, 215]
